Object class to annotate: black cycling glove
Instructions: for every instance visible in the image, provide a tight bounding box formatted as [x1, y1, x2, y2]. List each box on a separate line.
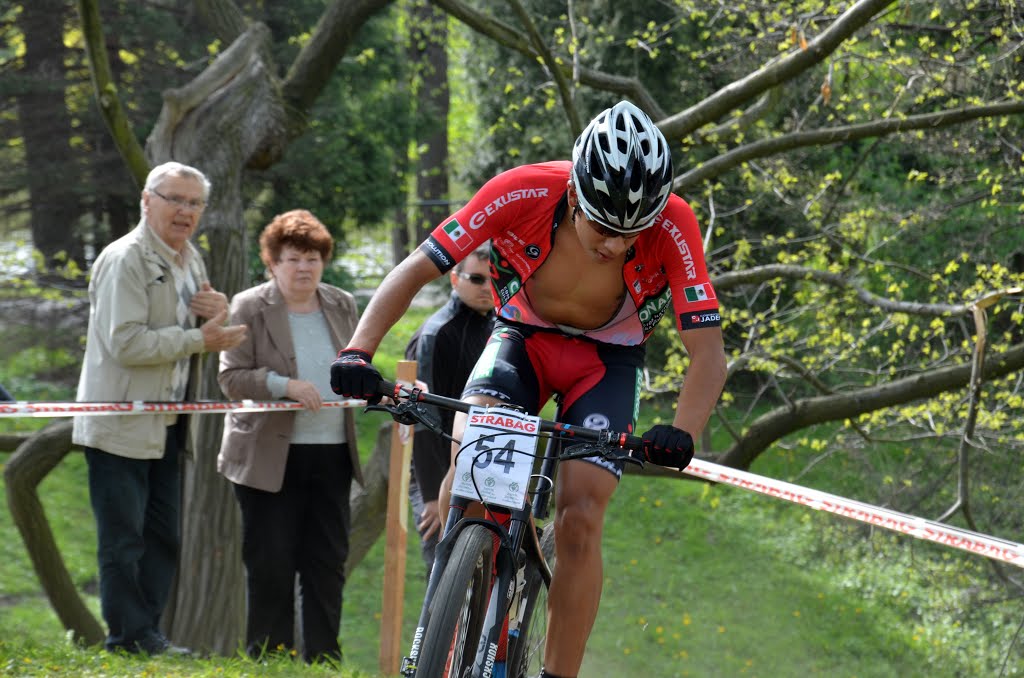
[330, 348, 383, 404]
[640, 424, 695, 469]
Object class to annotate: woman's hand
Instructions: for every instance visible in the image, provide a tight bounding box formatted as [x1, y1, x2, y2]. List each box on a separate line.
[286, 379, 323, 412]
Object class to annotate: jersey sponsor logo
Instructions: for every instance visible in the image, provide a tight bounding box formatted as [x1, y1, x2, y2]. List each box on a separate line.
[683, 282, 716, 302]
[442, 217, 472, 251]
[422, 238, 453, 269]
[498, 304, 523, 322]
[468, 188, 550, 229]
[499, 278, 521, 304]
[469, 340, 502, 381]
[680, 310, 722, 330]
[463, 386, 511, 402]
[583, 413, 610, 430]
[638, 285, 673, 334]
[660, 218, 697, 280]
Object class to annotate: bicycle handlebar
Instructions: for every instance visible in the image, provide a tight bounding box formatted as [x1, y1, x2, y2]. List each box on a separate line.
[377, 379, 645, 454]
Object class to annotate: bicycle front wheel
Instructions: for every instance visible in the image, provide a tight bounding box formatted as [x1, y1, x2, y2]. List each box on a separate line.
[506, 523, 555, 678]
[416, 524, 494, 678]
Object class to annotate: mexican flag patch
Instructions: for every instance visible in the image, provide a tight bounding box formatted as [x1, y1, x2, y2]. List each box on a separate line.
[443, 218, 471, 250]
[683, 282, 716, 303]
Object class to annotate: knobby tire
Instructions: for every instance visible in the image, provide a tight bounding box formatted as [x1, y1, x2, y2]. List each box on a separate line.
[416, 524, 494, 678]
[506, 523, 556, 678]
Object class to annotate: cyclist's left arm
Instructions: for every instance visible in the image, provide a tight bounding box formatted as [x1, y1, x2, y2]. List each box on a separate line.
[672, 325, 727, 441]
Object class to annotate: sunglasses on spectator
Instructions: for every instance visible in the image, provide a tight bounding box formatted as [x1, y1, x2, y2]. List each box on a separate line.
[457, 272, 488, 285]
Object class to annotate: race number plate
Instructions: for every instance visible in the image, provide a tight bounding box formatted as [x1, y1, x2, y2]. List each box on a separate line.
[451, 405, 540, 510]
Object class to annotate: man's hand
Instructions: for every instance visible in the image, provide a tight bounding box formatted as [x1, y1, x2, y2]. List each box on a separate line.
[330, 348, 382, 404]
[200, 309, 247, 351]
[417, 499, 441, 540]
[286, 379, 323, 412]
[190, 281, 229, 319]
[640, 424, 695, 469]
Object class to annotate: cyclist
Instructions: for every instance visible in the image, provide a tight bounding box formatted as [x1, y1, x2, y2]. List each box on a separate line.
[331, 100, 727, 678]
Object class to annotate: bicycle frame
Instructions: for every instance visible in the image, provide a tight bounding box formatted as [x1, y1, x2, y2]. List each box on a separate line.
[401, 431, 552, 677]
[374, 380, 639, 678]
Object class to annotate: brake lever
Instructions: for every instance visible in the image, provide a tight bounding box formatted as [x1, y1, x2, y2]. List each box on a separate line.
[365, 400, 442, 430]
[561, 443, 645, 468]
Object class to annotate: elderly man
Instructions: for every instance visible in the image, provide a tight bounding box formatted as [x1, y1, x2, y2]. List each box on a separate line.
[73, 161, 247, 655]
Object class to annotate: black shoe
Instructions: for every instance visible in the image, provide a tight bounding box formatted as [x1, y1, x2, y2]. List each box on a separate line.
[137, 632, 193, 657]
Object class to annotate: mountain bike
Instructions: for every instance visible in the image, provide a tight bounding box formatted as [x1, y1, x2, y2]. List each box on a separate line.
[369, 379, 643, 678]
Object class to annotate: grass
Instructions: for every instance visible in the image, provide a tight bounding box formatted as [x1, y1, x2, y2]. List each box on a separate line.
[2, 311, 1023, 676]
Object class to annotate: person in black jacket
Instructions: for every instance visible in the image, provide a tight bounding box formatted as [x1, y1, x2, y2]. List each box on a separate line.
[404, 242, 494, 576]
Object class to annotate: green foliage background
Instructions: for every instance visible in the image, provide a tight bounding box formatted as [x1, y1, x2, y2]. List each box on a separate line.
[2, 0, 1024, 675]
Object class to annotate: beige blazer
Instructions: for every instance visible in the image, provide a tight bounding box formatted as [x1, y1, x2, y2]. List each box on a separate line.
[217, 281, 363, 492]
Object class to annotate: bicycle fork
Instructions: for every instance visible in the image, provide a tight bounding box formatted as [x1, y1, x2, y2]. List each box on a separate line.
[401, 497, 534, 678]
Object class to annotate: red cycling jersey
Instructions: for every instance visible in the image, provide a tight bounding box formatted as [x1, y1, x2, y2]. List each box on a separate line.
[420, 161, 720, 346]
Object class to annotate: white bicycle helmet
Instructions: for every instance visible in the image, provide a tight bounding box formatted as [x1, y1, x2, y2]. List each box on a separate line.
[571, 101, 674, 233]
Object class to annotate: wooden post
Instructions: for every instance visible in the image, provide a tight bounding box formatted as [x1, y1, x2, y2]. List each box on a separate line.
[379, 360, 416, 675]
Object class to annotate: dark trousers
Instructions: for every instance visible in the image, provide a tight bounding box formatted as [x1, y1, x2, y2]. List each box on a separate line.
[232, 443, 353, 663]
[85, 425, 181, 650]
[408, 472, 438, 581]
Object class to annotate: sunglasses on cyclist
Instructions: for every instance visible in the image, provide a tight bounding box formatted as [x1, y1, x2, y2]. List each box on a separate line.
[573, 204, 633, 240]
[457, 272, 489, 285]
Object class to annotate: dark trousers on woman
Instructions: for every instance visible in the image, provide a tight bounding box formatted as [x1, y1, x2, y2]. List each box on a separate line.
[85, 425, 182, 652]
[232, 443, 353, 663]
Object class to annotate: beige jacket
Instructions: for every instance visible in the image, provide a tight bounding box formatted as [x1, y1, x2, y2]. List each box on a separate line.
[72, 222, 208, 458]
[217, 281, 363, 492]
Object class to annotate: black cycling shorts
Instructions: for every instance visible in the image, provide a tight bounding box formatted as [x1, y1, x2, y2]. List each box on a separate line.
[463, 321, 645, 479]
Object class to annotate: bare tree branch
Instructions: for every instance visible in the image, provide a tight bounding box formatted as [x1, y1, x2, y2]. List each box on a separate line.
[718, 341, 1024, 469]
[429, 0, 664, 117]
[75, 0, 149, 187]
[659, 0, 898, 140]
[146, 23, 273, 164]
[713, 264, 966, 316]
[676, 101, 1024, 192]
[283, 0, 397, 117]
[506, 0, 582, 137]
[194, 0, 248, 45]
[697, 89, 782, 143]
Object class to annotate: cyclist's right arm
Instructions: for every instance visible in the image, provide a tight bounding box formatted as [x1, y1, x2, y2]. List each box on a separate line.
[346, 249, 443, 357]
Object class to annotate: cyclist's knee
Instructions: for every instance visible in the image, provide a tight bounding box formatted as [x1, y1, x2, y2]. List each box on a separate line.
[554, 501, 603, 556]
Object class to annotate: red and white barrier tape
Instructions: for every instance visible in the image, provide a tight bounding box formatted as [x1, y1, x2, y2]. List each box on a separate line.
[0, 399, 366, 417]
[2, 399, 1020, 567]
[684, 458, 1024, 568]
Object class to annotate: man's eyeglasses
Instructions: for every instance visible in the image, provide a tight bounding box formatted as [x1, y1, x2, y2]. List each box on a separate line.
[151, 189, 206, 212]
[457, 272, 489, 285]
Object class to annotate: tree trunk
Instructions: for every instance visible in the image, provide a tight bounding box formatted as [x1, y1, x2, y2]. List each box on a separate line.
[3, 421, 104, 646]
[346, 422, 393, 575]
[16, 0, 84, 270]
[410, 0, 451, 244]
[143, 25, 287, 655]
